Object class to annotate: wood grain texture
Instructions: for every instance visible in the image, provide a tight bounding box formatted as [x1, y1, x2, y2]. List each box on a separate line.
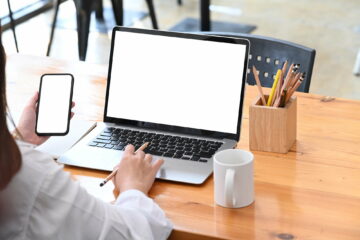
[249, 95, 296, 153]
[6, 54, 360, 240]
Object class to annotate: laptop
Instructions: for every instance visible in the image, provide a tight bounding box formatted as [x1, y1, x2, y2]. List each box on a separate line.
[58, 27, 249, 184]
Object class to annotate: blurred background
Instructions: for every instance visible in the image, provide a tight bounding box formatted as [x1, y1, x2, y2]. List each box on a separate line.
[1, 0, 359, 99]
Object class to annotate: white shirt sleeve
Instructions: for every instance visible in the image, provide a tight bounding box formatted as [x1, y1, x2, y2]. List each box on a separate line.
[27, 160, 173, 240]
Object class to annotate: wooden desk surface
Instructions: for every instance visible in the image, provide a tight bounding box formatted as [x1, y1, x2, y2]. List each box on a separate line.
[6, 54, 360, 240]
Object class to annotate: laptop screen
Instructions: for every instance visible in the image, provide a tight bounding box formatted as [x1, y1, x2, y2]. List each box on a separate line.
[104, 27, 249, 140]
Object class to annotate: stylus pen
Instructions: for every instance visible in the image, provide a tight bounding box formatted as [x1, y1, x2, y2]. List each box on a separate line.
[99, 142, 149, 187]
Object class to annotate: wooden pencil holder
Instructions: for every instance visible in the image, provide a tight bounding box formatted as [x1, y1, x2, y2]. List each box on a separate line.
[249, 95, 297, 153]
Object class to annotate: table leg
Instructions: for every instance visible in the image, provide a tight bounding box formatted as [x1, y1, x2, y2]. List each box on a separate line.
[111, 0, 124, 26]
[74, 0, 93, 61]
[354, 49, 360, 76]
[47, 0, 61, 56]
[6, 0, 19, 52]
[200, 0, 211, 31]
[95, 0, 104, 20]
[145, 0, 158, 29]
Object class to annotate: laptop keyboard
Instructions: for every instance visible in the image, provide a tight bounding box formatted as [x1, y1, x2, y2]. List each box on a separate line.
[88, 127, 223, 163]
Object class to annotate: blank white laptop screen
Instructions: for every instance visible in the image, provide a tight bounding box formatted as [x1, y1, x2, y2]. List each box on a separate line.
[106, 31, 247, 134]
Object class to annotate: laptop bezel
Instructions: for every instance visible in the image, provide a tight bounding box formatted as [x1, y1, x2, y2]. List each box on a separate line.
[103, 26, 249, 141]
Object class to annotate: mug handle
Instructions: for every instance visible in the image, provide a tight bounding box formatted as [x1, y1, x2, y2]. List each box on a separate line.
[225, 169, 235, 207]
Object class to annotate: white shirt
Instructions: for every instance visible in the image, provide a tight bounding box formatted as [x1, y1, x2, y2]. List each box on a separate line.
[0, 141, 172, 240]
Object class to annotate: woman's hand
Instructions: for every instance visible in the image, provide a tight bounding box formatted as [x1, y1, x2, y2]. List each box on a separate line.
[114, 145, 164, 195]
[16, 92, 75, 145]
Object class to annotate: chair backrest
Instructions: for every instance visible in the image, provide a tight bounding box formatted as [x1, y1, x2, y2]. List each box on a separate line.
[198, 32, 316, 93]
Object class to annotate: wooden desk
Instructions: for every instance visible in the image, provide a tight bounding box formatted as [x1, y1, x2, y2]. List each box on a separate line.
[7, 54, 360, 240]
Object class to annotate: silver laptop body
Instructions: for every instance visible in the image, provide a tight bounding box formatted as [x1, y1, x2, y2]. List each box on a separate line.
[58, 27, 250, 184]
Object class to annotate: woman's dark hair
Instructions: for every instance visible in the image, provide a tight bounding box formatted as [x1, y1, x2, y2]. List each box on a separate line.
[0, 23, 22, 190]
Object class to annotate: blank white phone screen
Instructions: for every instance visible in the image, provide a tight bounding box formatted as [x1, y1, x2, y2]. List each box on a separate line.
[106, 31, 247, 134]
[36, 75, 72, 134]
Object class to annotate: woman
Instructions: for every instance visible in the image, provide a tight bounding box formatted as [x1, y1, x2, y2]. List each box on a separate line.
[0, 31, 172, 239]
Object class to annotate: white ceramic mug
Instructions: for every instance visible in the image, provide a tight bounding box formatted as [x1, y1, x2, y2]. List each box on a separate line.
[214, 149, 254, 208]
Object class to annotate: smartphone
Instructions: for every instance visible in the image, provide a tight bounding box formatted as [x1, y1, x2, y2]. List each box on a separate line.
[35, 73, 74, 136]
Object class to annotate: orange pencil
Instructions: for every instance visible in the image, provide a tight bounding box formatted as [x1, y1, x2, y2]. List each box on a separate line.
[281, 63, 294, 92]
[275, 61, 287, 105]
[288, 72, 301, 93]
[286, 73, 305, 103]
[252, 66, 267, 106]
[280, 89, 287, 107]
[288, 65, 300, 88]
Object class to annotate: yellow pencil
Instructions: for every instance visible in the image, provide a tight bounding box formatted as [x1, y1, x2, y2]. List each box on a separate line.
[267, 69, 281, 106]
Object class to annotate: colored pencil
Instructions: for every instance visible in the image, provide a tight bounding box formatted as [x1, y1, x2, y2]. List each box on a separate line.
[286, 73, 305, 103]
[280, 63, 293, 95]
[274, 61, 288, 105]
[267, 69, 281, 106]
[252, 66, 267, 105]
[100, 142, 149, 187]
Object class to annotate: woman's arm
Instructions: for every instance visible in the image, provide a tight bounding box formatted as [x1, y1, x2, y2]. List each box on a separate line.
[26, 148, 172, 240]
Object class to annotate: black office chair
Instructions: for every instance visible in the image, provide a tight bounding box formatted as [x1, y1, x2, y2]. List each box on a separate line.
[199, 32, 316, 93]
[47, 0, 159, 61]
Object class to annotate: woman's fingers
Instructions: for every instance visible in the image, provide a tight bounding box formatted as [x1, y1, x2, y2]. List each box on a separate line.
[123, 144, 135, 156]
[144, 154, 153, 164]
[27, 91, 39, 108]
[152, 158, 164, 175]
[135, 150, 145, 160]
